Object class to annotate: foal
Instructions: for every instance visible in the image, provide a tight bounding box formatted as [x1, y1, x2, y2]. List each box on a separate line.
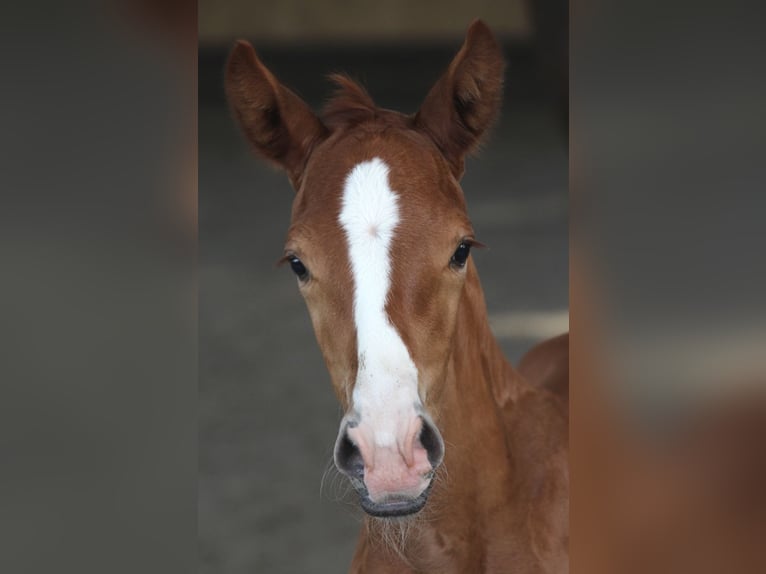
[225, 20, 569, 573]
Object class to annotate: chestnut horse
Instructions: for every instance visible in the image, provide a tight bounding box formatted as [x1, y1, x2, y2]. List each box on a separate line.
[225, 20, 569, 573]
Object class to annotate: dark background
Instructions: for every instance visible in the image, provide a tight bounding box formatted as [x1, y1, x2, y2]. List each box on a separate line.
[199, 5, 568, 572]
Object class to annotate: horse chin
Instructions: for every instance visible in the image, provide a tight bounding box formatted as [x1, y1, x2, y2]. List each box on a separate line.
[355, 481, 433, 518]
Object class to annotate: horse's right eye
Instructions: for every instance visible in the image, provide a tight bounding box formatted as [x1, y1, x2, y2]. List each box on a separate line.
[289, 256, 309, 281]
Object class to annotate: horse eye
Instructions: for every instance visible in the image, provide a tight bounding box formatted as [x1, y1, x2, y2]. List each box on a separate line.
[450, 242, 471, 268]
[289, 256, 309, 281]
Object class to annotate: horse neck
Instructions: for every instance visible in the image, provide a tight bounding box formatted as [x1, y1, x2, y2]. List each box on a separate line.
[436, 260, 525, 490]
[447, 261, 521, 409]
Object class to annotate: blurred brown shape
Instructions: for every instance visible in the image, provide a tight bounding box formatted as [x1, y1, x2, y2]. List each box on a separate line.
[122, 0, 198, 243]
[572, 248, 766, 574]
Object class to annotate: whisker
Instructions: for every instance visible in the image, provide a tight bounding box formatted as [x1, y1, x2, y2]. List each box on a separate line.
[319, 455, 337, 498]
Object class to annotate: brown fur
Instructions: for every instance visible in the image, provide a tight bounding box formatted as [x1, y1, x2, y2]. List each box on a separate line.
[415, 20, 505, 178]
[519, 333, 570, 400]
[225, 19, 568, 573]
[322, 74, 379, 129]
[225, 40, 328, 188]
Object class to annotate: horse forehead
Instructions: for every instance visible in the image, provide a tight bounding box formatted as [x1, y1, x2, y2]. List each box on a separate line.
[294, 134, 462, 229]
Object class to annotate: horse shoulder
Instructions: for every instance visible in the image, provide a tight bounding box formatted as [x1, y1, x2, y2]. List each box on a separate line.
[518, 332, 569, 401]
[501, 377, 569, 572]
[500, 362, 569, 572]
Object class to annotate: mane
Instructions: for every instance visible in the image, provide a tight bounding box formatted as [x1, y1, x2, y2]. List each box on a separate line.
[321, 74, 383, 129]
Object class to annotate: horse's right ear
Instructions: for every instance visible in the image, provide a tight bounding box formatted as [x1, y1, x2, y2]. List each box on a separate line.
[225, 41, 328, 189]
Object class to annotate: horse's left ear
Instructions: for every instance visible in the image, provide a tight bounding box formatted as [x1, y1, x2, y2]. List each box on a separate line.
[414, 20, 505, 179]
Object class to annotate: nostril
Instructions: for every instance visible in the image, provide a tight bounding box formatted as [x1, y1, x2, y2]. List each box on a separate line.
[334, 430, 365, 479]
[419, 417, 445, 469]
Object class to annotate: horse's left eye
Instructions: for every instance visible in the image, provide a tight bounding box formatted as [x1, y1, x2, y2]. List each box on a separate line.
[450, 242, 471, 268]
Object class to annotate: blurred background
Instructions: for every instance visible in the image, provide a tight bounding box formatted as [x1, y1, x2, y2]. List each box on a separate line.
[199, 2, 567, 572]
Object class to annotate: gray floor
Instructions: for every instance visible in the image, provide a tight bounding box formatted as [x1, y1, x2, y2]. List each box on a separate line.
[199, 50, 567, 573]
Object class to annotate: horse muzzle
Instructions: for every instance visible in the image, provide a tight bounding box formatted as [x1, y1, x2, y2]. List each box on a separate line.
[334, 413, 444, 517]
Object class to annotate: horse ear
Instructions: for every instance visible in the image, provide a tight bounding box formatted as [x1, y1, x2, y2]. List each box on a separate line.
[414, 20, 505, 179]
[225, 40, 328, 189]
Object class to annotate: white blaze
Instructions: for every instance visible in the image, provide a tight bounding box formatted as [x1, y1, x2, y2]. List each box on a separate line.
[338, 157, 420, 448]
